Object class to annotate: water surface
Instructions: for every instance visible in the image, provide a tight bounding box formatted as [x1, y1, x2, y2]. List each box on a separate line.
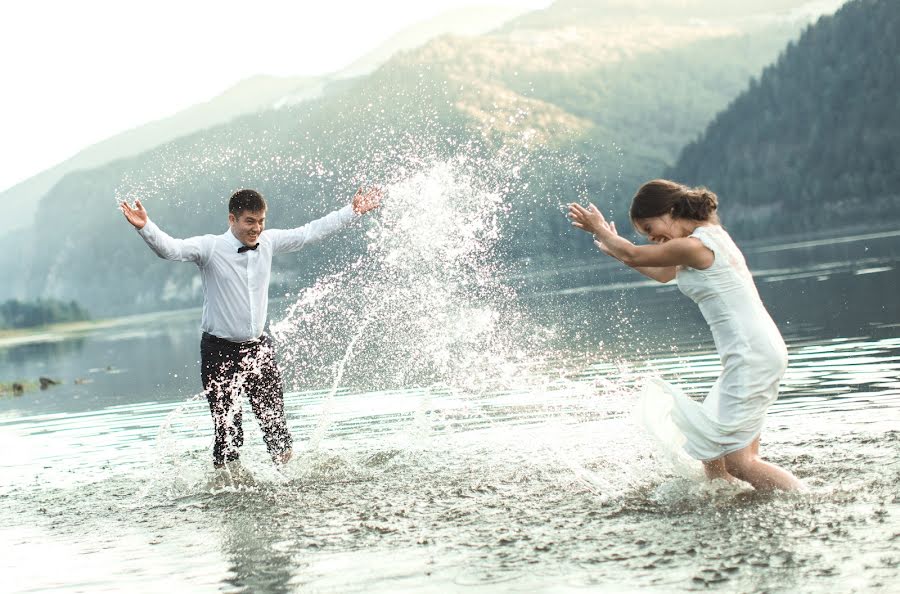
[1, 229, 898, 593]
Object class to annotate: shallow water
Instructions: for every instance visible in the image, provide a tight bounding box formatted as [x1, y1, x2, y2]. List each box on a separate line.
[2, 220, 899, 592]
[1, 332, 898, 593]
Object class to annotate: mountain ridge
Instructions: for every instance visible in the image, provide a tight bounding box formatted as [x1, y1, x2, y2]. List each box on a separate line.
[0, 4, 533, 234]
[668, 0, 899, 236]
[7, 0, 846, 314]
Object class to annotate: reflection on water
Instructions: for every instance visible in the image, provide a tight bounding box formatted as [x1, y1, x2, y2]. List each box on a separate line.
[0, 310, 202, 414]
[1, 231, 899, 593]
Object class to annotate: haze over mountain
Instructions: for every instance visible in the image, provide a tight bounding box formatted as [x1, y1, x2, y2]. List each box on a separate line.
[327, 5, 531, 82]
[501, 0, 844, 28]
[10, 0, 855, 316]
[0, 4, 531, 235]
[0, 75, 318, 235]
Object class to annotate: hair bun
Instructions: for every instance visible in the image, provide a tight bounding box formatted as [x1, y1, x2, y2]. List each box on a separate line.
[630, 179, 721, 225]
[672, 187, 718, 221]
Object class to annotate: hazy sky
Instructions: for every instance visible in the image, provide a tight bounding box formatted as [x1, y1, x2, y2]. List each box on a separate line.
[0, 0, 550, 192]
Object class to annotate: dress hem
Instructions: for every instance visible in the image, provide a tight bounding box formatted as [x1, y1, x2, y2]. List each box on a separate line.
[691, 431, 762, 462]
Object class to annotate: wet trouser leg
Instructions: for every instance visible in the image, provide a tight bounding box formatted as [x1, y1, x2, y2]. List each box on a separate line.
[242, 335, 292, 462]
[200, 333, 292, 466]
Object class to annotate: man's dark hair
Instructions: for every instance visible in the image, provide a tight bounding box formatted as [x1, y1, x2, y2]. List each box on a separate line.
[229, 189, 267, 216]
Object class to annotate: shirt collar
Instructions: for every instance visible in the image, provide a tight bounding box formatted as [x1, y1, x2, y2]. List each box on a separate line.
[223, 227, 244, 250]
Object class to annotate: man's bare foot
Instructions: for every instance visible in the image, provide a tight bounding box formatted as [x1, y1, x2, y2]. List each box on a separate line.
[207, 460, 256, 490]
[275, 449, 293, 465]
[226, 460, 257, 486]
[207, 466, 232, 490]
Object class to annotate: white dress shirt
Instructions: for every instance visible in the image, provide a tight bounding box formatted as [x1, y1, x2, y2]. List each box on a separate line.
[137, 205, 358, 342]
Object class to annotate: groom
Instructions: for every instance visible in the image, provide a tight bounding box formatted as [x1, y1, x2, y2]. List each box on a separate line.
[121, 187, 381, 478]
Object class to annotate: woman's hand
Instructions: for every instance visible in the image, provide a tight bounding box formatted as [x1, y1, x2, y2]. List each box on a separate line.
[593, 220, 619, 257]
[568, 203, 614, 237]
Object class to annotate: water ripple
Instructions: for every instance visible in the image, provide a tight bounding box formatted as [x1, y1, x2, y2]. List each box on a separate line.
[1, 332, 898, 592]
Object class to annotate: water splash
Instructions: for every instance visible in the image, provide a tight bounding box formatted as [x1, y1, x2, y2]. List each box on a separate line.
[307, 308, 381, 451]
[272, 154, 552, 400]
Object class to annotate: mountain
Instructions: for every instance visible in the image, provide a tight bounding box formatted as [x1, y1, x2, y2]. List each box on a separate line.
[499, 0, 846, 29]
[330, 5, 532, 81]
[12, 1, 842, 313]
[668, 0, 899, 237]
[0, 75, 318, 235]
[0, 4, 533, 235]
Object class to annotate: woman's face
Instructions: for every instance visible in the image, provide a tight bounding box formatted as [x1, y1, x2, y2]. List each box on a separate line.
[634, 214, 683, 244]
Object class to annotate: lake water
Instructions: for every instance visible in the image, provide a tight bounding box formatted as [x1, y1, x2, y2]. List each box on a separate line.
[2, 228, 899, 593]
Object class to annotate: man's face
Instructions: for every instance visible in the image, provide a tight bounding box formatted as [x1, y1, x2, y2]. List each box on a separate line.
[229, 209, 266, 246]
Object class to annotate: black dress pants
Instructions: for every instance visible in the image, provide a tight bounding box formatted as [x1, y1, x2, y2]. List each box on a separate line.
[200, 332, 292, 466]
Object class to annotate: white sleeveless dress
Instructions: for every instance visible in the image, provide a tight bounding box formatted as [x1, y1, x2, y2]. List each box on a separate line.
[641, 225, 788, 462]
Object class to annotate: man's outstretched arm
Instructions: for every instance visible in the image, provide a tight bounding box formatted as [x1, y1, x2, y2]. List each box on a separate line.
[268, 187, 383, 254]
[120, 198, 211, 264]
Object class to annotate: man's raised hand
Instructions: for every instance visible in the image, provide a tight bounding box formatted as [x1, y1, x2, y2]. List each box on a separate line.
[352, 186, 384, 214]
[120, 198, 148, 230]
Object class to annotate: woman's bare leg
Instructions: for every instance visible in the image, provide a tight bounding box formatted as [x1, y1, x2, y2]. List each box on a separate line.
[724, 440, 802, 491]
[703, 458, 738, 483]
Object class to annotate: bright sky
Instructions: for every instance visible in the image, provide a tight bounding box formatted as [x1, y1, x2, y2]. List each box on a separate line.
[0, 0, 549, 192]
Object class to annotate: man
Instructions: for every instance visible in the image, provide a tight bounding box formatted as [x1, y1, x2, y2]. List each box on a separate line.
[120, 187, 381, 484]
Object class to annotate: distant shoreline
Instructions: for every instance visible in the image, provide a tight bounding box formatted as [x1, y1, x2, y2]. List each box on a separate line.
[0, 307, 201, 349]
[3, 226, 897, 350]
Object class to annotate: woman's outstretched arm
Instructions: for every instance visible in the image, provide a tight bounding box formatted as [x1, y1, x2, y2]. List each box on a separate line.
[568, 202, 711, 281]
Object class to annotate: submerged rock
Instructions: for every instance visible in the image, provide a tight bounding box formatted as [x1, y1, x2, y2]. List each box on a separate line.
[39, 377, 59, 390]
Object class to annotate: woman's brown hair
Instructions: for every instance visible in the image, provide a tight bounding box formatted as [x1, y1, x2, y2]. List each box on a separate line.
[630, 179, 719, 225]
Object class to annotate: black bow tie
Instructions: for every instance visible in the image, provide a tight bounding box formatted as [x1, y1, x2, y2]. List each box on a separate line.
[237, 243, 259, 254]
